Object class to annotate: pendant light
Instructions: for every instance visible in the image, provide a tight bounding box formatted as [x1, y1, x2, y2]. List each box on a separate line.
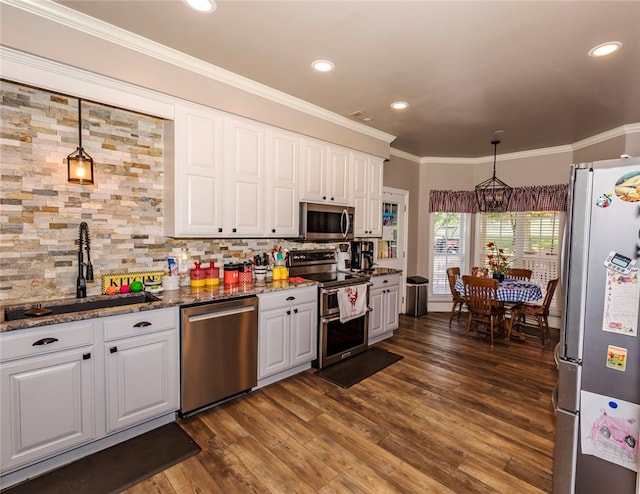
[67, 99, 94, 185]
[475, 139, 512, 212]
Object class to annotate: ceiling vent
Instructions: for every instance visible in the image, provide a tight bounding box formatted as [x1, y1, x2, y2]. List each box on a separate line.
[349, 110, 374, 123]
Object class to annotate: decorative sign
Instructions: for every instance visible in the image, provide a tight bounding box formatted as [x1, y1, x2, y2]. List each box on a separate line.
[602, 268, 639, 336]
[101, 270, 165, 294]
[606, 345, 628, 372]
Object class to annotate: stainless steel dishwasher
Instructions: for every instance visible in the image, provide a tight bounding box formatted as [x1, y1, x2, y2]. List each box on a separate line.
[180, 296, 258, 417]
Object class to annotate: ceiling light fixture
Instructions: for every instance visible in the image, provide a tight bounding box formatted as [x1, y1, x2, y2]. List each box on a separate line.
[311, 60, 335, 72]
[475, 139, 512, 212]
[588, 41, 622, 57]
[67, 99, 94, 185]
[390, 101, 409, 110]
[182, 0, 217, 13]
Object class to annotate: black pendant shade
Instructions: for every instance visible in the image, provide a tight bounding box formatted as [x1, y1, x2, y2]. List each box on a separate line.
[475, 139, 512, 212]
[67, 99, 94, 185]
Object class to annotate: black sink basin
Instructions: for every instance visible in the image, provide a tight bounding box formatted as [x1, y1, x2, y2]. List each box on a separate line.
[4, 293, 161, 321]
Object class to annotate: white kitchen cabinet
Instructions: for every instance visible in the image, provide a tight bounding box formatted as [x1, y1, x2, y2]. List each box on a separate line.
[166, 101, 225, 237]
[257, 286, 317, 381]
[224, 116, 266, 236]
[265, 128, 299, 237]
[300, 138, 350, 205]
[368, 274, 400, 344]
[352, 152, 384, 237]
[0, 321, 96, 472]
[103, 308, 179, 433]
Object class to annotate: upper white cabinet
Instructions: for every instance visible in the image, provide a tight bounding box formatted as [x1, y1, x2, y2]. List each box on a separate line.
[167, 101, 382, 238]
[352, 152, 384, 237]
[224, 116, 266, 237]
[265, 128, 300, 237]
[166, 102, 224, 237]
[300, 138, 350, 205]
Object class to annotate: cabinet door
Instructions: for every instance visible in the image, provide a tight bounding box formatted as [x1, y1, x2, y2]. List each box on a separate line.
[258, 309, 290, 379]
[290, 301, 317, 367]
[366, 158, 384, 237]
[266, 129, 299, 236]
[299, 138, 326, 202]
[327, 146, 350, 205]
[171, 103, 224, 236]
[383, 284, 400, 332]
[368, 287, 384, 340]
[105, 330, 178, 433]
[1, 348, 95, 471]
[225, 117, 265, 236]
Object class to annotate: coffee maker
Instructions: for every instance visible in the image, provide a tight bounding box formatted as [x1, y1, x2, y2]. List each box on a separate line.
[350, 241, 375, 271]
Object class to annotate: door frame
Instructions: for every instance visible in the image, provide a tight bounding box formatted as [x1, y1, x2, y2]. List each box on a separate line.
[378, 187, 409, 313]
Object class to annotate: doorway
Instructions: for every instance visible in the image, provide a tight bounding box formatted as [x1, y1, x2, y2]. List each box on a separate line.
[375, 187, 409, 312]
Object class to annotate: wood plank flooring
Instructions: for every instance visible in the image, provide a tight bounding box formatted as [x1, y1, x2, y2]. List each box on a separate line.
[125, 312, 559, 493]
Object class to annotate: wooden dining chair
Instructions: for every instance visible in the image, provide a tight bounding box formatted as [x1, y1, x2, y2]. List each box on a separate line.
[508, 268, 532, 280]
[446, 267, 464, 325]
[509, 278, 559, 345]
[462, 275, 506, 347]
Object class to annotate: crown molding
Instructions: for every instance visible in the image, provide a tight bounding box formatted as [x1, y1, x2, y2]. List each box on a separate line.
[1, 0, 396, 144]
[389, 147, 421, 163]
[571, 123, 640, 151]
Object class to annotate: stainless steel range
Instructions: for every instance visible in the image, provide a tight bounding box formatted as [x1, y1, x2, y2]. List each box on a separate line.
[288, 249, 371, 369]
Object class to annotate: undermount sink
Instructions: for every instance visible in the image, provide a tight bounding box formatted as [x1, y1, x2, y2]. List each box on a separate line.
[4, 293, 161, 322]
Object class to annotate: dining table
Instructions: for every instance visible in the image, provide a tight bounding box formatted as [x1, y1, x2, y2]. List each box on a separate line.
[455, 276, 543, 303]
[455, 276, 543, 341]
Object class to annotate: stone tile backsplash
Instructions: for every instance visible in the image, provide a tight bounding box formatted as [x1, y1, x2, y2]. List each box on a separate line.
[0, 81, 315, 305]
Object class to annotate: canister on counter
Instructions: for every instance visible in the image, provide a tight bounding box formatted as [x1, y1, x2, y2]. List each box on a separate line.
[190, 261, 206, 288]
[205, 261, 219, 286]
[238, 262, 252, 285]
[224, 263, 238, 285]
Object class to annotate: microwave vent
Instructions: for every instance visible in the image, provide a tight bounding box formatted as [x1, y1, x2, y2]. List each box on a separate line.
[349, 110, 374, 123]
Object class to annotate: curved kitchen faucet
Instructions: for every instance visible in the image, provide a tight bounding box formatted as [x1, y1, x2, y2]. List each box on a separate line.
[77, 222, 94, 298]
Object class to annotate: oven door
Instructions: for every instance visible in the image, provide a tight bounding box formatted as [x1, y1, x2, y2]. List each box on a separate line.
[318, 311, 369, 369]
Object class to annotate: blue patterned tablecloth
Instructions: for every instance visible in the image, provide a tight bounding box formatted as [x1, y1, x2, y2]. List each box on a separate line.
[455, 277, 543, 303]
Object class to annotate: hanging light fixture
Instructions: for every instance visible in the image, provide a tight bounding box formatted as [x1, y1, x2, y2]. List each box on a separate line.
[67, 99, 94, 185]
[475, 139, 512, 212]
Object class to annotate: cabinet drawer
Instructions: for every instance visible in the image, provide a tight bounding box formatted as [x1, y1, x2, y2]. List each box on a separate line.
[370, 274, 400, 290]
[0, 320, 94, 363]
[103, 307, 178, 341]
[258, 286, 317, 312]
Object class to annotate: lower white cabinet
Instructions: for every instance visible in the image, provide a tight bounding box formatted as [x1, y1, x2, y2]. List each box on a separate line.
[103, 308, 179, 433]
[369, 274, 400, 344]
[0, 320, 96, 472]
[0, 307, 179, 477]
[257, 286, 318, 381]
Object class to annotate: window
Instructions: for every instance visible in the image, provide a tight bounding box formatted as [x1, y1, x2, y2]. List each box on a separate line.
[479, 211, 564, 306]
[431, 212, 469, 295]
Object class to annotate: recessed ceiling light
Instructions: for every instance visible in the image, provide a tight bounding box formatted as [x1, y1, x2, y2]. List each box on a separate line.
[588, 41, 622, 57]
[311, 60, 335, 72]
[182, 0, 217, 13]
[390, 101, 409, 110]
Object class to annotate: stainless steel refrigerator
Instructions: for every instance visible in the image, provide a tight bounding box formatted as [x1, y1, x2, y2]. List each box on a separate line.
[553, 158, 640, 493]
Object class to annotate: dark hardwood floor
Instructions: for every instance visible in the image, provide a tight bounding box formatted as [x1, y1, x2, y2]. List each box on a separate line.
[125, 312, 559, 493]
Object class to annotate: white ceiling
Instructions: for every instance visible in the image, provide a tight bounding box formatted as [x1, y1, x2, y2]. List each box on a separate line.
[55, 0, 640, 158]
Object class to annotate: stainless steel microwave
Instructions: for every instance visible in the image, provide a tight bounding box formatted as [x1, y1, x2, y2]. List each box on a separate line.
[299, 202, 355, 242]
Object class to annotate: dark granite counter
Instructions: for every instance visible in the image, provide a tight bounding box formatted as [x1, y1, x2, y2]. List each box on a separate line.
[0, 279, 317, 333]
[354, 268, 403, 277]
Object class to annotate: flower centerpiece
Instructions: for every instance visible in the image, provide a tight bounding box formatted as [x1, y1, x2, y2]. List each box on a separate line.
[486, 242, 511, 281]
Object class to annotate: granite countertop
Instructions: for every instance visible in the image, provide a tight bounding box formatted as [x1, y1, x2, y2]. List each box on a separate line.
[0, 279, 317, 333]
[353, 268, 403, 277]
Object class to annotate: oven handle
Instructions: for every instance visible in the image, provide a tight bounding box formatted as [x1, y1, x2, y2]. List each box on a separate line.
[322, 282, 373, 295]
[321, 307, 372, 324]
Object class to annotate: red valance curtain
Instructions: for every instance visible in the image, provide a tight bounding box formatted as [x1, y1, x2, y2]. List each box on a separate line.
[429, 184, 568, 213]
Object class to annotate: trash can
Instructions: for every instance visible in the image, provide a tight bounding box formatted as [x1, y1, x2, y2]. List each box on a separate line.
[406, 276, 429, 317]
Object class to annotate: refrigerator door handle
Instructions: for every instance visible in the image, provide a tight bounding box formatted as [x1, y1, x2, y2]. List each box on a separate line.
[552, 382, 558, 413]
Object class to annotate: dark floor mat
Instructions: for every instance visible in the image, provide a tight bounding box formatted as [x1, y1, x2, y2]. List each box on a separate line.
[315, 347, 403, 388]
[2, 422, 200, 494]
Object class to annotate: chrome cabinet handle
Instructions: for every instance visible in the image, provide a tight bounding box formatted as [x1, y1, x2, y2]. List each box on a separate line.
[33, 337, 58, 346]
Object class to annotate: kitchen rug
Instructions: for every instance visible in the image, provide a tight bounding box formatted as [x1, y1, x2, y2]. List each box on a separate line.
[315, 347, 403, 388]
[2, 422, 200, 494]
